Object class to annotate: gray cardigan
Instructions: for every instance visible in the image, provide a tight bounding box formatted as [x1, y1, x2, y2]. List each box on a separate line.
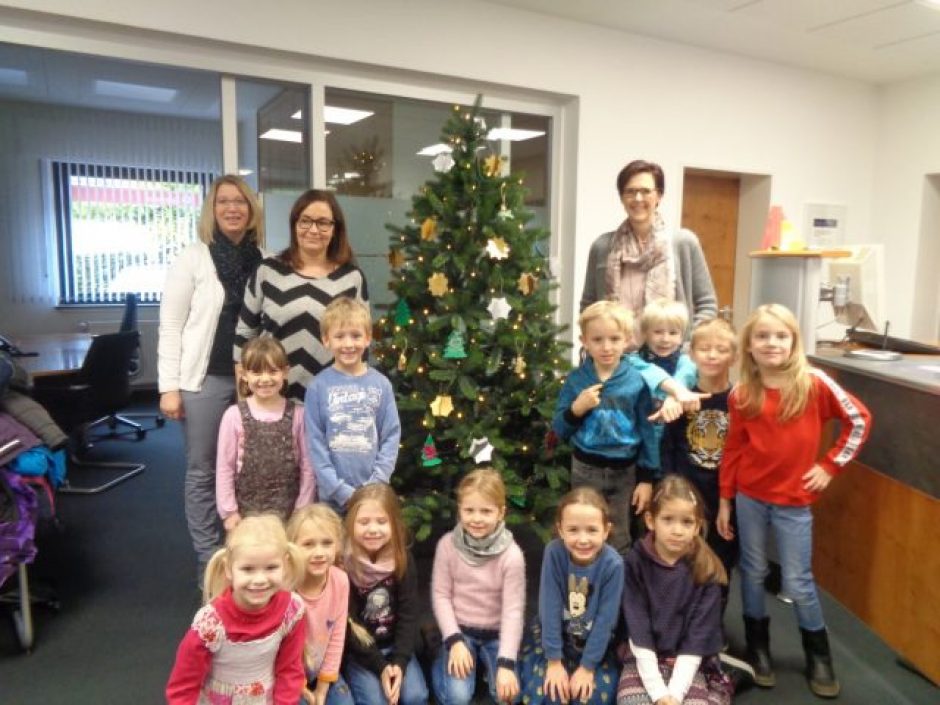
[579, 228, 718, 327]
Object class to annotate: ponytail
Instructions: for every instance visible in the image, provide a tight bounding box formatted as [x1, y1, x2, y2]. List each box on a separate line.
[202, 546, 230, 604]
[687, 534, 728, 586]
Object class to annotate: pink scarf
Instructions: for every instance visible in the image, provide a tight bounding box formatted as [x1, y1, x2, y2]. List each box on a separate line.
[345, 550, 396, 589]
[604, 216, 676, 321]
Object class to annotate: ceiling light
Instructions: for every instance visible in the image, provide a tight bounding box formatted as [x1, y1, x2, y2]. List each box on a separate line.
[292, 107, 374, 125]
[417, 143, 452, 156]
[487, 127, 545, 141]
[260, 128, 303, 143]
[94, 79, 177, 102]
[0, 68, 28, 86]
[915, 0, 940, 9]
[238, 169, 254, 176]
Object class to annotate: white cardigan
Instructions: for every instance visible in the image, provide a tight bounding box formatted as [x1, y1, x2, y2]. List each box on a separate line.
[157, 241, 226, 393]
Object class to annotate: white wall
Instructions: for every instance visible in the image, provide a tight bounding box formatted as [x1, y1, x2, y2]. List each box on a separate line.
[0, 0, 902, 336]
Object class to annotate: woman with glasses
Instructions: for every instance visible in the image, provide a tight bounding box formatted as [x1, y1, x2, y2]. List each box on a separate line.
[235, 189, 368, 402]
[580, 160, 716, 328]
[158, 174, 265, 580]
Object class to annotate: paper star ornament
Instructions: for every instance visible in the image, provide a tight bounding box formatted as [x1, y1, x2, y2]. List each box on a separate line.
[430, 394, 454, 417]
[497, 206, 514, 221]
[487, 297, 512, 320]
[469, 437, 495, 464]
[517, 272, 538, 295]
[420, 217, 438, 241]
[428, 272, 450, 296]
[485, 237, 510, 260]
[483, 154, 503, 177]
[432, 152, 455, 173]
[388, 249, 405, 269]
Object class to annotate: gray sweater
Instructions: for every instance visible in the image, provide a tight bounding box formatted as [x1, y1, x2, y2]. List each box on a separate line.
[579, 228, 718, 327]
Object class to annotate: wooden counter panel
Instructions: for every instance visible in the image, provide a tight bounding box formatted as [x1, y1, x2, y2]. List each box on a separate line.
[813, 460, 940, 684]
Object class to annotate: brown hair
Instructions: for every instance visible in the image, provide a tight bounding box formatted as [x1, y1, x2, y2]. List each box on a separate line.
[555, 486, 611, 528]
[237, 337, 289, 398]
[456, 467, 506, 508]
[286, 503, 345, 567]
[690, 317, 738, 354]
[321, 297, 372, 341]
[344, 484, 409, 581]
[280, 189, 354, 270]
[735, 304, 812, 421]
[202, 514, 302, 604]
[648, 475, 727, 586]
[198, 174, 264, 246]
[616, 159, 665, 196]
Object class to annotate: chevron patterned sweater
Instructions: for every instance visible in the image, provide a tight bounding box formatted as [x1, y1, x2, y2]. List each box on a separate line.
[235, 257, 369, 401]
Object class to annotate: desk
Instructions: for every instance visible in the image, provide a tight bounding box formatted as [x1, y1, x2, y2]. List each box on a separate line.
[10, 333, 93, 378]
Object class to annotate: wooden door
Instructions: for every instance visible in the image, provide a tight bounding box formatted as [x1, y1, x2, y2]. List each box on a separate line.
[681, 172, 740, 313]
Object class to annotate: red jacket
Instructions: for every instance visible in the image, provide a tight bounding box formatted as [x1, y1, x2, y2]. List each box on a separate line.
[719, 369, 871, 506]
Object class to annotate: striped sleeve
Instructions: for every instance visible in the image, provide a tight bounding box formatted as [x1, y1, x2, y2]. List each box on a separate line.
[812, 369, 871, 473]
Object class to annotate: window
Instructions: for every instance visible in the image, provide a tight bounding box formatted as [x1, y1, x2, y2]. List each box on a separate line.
[52, 162, 214, 304]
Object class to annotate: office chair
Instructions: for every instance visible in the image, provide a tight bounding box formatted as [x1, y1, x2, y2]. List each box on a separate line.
[30, 331, 144, 494]
[113, 292, 165, 435]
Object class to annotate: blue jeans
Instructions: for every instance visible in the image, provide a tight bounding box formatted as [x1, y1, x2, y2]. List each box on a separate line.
[735, 492, 826, 631]
[432, 632, 520, 705]
[344, 651, 428, 705]
[299, 674, 354, 705]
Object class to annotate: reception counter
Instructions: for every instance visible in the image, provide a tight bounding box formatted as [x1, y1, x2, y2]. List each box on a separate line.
[809, 347, 940, 684]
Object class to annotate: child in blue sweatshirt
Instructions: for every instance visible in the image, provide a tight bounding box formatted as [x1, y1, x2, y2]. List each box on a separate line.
[304, 298, 401, 512]
[553, 301, 658, 553]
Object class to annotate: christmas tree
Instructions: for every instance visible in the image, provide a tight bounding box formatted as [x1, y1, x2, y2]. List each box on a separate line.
[374, 98, 571, 541]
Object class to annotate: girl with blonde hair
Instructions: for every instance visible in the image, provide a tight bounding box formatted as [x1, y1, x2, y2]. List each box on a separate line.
[717, 303, 871, 698]
[166, 514, 306, 704]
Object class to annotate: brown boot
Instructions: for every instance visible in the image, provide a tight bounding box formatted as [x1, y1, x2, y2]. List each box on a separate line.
[801, 627, 841, 698]
[743, 616, 775, 687]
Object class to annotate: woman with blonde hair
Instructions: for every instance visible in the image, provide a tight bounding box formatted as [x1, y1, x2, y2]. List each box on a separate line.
[159, 174, 264, 581]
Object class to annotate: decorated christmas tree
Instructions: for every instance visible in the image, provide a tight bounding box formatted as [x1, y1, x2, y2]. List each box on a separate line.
[373, 98, 571, 541]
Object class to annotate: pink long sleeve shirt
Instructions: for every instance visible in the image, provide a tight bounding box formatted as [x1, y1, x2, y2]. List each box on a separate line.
[299, 566, 349, 683]
[431, 530, 526, 662]
[216, 398, 315, 519]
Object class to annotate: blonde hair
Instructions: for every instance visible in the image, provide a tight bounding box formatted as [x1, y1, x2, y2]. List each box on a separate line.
[237, 337, 289, 398]
[198, 174, 265, 246]
[578, 300, 633, 337]
[555, 486, 611, 529]
[648, 476, 727, 586]
[639, 298, 689, 336]
[344, 484, 409, 581]
[321, 297, 372, 341]
[202, 514, 302, 604]
[456, 467, 506, 508]
[690, 317, 738, 354]
[286, 503, 345, 567]
[736, 304, 812, 421]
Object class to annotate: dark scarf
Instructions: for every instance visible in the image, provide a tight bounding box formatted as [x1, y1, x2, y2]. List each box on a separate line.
[638, 344, 680, 376]
[208, 229, 262, 305]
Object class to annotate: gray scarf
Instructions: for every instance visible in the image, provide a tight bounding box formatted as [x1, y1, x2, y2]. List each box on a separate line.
[452, 522, 514, 567]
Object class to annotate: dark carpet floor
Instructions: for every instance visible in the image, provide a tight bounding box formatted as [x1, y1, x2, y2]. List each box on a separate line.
[1, 397, 936, 704]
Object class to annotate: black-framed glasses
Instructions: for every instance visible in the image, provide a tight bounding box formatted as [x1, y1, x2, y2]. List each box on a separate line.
[622, 187, 657, 200]
[297, 217, 336, 232]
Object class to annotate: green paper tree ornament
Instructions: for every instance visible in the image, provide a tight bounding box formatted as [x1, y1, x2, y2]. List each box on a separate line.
[442, 330, 468, 359]
[394, 299, 412, 326]
[421, 434, 443, 467]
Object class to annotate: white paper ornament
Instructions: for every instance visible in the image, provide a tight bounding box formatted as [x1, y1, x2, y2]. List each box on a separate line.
[487, 297, 512, 320]
[485, 237, 510, 260]
[432, 152, 455, 173]
[469, 437, 495, 464]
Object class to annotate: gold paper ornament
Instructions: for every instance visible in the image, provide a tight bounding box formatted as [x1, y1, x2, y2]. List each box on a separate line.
[513, 355, 527, 374]
[430, 394, 454, 417]
[483, 154, 503, 177]
[485, 237, 510, 260]
[388, 249, 405, 269]
[397, 351, 408, 371]
[420, 217, 438, 241]
[428, 272, 450, 296]
[517, 272, 538, 295]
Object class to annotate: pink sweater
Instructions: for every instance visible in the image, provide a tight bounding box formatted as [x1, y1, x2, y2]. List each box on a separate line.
[216, 398, 315, 518]
[431, 531, 526, 662]
[299, 566, 349, 683]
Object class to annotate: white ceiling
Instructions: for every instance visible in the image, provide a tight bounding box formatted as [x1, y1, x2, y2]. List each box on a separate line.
[488, 0, 940, 84]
